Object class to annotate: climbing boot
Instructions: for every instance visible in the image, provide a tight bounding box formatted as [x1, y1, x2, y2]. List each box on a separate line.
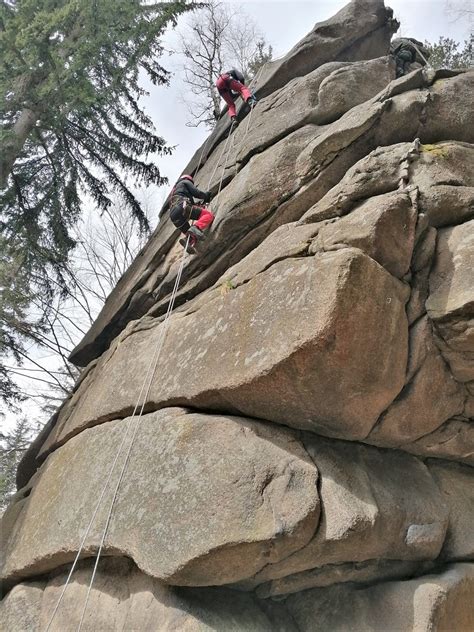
[231, 115, 239, 128]
[179, 233, 197, 254]
[247, 95, 257, 109]
[188, 225, 206, 241]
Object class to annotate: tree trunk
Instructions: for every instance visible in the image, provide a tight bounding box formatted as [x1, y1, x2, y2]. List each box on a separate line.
[0, 107, 39, 188]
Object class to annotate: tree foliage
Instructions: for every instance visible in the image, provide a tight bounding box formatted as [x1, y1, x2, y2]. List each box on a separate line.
[177, 0, 272, 128]
[0, 234, 47, 408]
[424, 35, 473, 69]
[3, 197, 155, 419]
[0, 416, 42, 511]
[0, 0, 191, 407]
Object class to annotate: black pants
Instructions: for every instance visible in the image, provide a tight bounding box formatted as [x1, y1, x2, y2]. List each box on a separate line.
[169, 197, 202, 234]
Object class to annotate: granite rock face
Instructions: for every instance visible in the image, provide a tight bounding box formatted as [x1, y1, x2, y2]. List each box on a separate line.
[2, 410, 319, 587]
[3, 1, 474, 630]
[285, 564, 474, 632]
[0, 558, 297, 632]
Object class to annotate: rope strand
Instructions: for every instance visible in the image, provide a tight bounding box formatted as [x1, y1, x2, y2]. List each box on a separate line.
[76, 243, 189, 631]
[45, 237, 191, 632]
[46, 58, 274, 632]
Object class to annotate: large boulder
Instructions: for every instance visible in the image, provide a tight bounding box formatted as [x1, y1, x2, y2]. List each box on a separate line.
[1, 410, 319, 587]
[248, 436, 448, 597]
[38, 249, 408, 455]
[309, 189, 417, 278]
[368, 316, 465, 447]
[428, 461, 474, 560]
[427, 220, 474, 383]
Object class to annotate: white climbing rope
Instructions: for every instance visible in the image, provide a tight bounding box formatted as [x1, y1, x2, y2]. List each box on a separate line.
[44, 236, 192, 632]
[204, 120, 236, 191]
[193, 132, 211, 177]
[76, 244, 189, 631]
[411, 42, 432, 69]
[45, 58, 276, 632]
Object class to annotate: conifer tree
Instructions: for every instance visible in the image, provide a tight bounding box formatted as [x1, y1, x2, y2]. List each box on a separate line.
[0, 0, 191, 404]
[1, 0, 189, 249]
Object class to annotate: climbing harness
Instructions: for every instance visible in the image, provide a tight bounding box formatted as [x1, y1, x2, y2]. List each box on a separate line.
[45, 57, 274, 632]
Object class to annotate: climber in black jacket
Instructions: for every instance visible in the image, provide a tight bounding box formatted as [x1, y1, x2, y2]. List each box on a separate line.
[161, 175, 214, 253]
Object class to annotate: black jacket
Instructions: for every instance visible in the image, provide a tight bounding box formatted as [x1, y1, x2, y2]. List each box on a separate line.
[225, 68, 245, 84]
[173, 179, 208, 202]
[159, 179, 209, 217]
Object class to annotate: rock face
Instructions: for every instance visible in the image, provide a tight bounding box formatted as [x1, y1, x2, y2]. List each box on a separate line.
[3, 1, 474, 630]
[0, 558, 297, 632]
[285, 564, 474, 632]
[2, 410, 319, 587]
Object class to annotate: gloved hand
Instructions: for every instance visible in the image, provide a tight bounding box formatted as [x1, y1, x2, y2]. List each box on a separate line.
[203, 191, 212, 204]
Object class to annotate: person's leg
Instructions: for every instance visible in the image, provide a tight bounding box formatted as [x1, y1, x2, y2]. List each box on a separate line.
[220, 90, 237, 118]
[397, 48, 415, 77]
[216, 75, 237, 117]
[188, 206, 215, 236]
[169, 202, 190, 234]
[228, 78, 252, 102]
[194, 208, 215, 231]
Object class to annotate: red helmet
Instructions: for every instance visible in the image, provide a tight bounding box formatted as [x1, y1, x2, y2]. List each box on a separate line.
[178, 174, 194, 183]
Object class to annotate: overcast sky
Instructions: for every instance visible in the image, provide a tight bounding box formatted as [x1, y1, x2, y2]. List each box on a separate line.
[142, 0, 473, 208]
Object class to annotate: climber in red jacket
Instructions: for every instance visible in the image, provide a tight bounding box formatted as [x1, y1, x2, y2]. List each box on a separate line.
[161, 174, 214, 254]
[216, 68, 257, 126]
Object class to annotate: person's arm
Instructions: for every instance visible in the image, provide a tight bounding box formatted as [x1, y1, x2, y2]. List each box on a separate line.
[184, 180, 211, 202]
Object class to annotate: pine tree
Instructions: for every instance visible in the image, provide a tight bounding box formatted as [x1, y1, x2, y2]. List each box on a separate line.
[0, 234, 45, 407]
[0, 416, 40, 510]
[0, 0, 192, 405]
[1, 0, 190, 245]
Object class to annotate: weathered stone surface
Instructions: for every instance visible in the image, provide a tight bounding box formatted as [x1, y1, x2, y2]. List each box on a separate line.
[285, 564, 474, 632]
[303, 139, 474, 226]
[253, 0, 396, 101]
[404, 417, 474, 465]
[427, 220, 474, 383]
[256, 559, 421, 598]
[220, 222, 320, 289]
[368, 316, 465, 446]
[301, 141, 415, 224]
[309, 189, 417, 278]
[1, 410, 319, 587]
[39, 249, 408, 454]
[0, 559, 294, 632]
[69, 74, 474, 369]
[315, 57, 394, 124]
[195, 57, 394, 194]
[248, 436, 448, 596]
[210, 125, 316, 240]
[428, 461, 474, 560]
[0, 581, 44, 632]
[415, 142, 474, 227]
